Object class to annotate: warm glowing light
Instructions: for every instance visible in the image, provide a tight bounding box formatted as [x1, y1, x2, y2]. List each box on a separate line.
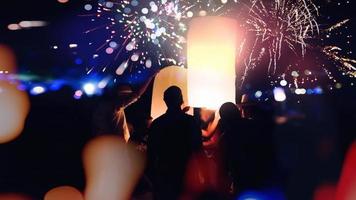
[0, 45, 17, 73]
[187, 17, 238, 110]
[336, 142, 356, 200]
[0, 193, 32, 200]
[30, 86, 46, 95]
[0, 81, 30, 143]
[57, 0, 69, 3]
[18, 21, 47, 28]
[7, 24, 21, 31]
[44, 186, 84, 200]
[83, 136, 145, 200]
[83, 83, 96, 95]
[151, 66, 189, 119]
[314, 184, 336, 200]
[0, 46, 29, 144]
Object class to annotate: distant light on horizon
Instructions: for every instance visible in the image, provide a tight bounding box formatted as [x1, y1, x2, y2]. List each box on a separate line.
[83, 83, 96, 96]
[274, 87, 287, 102]
[280, 80, 288, 87]
[74, 90, 83, 99]
[69, 44, 78, 48]
[30, 86, 46, 95]
[254, 91, 263, 98]
[295, 88, 307, 95]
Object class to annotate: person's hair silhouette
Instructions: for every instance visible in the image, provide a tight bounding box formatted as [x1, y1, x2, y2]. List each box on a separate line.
[163, 86, 183, 109]
[219, 102, 240, 122]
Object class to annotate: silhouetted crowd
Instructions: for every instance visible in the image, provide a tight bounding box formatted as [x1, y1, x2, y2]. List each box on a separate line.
[94, 85, 277, 200]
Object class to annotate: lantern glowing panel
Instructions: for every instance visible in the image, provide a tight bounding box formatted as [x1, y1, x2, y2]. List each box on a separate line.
[187, 17, 238, 110]
[151, 66, 189, 119]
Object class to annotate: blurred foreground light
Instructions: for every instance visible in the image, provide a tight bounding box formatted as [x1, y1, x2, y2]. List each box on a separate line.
[336, 142, 356, 200]
[313, 184, 336, 200]
[44, 186, 83, 200]
[187, 17, 238, 110]
[83, 136, 145, 200]
[0, 193, 32, 200]
[58, 0, 69, 3]
[0, 81, 30, 143]
[0, 45, 17, 73]
[83, 83, 96, 96]
[30, 86, 46, 95]
[273, 87, 286, 102]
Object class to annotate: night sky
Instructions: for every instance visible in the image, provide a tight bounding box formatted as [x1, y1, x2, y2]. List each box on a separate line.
[0, 0, 355, 91]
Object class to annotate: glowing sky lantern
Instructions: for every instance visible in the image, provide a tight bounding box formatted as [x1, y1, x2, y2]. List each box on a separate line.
[151, 66, 189, 119]
[187, 17, 238, 110]
[44, 186, 84, 200]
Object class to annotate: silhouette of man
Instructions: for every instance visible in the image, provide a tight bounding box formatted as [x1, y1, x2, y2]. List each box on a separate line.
[147, 86, 202, 200]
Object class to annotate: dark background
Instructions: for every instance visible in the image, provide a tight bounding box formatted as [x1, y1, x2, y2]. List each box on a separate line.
[0, 0, 356, 199]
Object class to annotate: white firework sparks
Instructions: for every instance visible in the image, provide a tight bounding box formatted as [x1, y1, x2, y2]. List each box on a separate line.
[83, 0, 232, 76]
[243, 0, 319, 74]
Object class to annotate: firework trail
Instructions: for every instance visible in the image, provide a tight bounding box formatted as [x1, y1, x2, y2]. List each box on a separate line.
[241, 0, 319, 75]
[82, 0, 354, 89]
[322, 19, 356, 78]
[237, 0, 356, 88]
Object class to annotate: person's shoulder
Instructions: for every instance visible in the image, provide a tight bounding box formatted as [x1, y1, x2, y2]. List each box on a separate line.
[151, 114, 168, 125]
[182, 113, 195, 120]
[182, 114, 200, 126]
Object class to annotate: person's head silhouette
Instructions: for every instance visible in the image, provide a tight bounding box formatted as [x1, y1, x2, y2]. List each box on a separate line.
[164, 86, 183, 110]
[219, 102, 240, 121]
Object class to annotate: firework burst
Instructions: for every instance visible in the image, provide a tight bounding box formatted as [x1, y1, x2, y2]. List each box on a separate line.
[241, 0, 319, 75]
[83, 0, 233, 77]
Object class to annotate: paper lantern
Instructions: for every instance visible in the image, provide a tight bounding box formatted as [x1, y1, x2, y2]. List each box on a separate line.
[151, 66, 189, 119]
[187, 17, 238, 110]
